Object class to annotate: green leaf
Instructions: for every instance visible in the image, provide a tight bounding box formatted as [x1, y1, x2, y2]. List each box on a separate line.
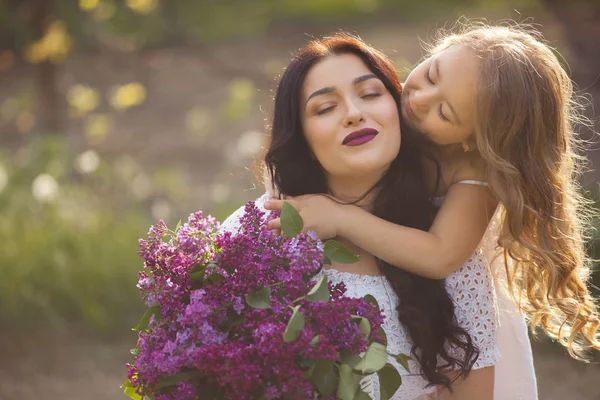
[280, 200, 303, 237]
[353, 390, 372, 400]
[283, 305, 305, 342]
[377, 363, 402, 400]
[303, 362, 317, 379]
[132, 305, 160, 331]
[306, 274, 330, 303]
[223, 308, 245, 332]
[395, 354, 412, 373]
[196, 384, 224, 399]
[340, 349, 362, 368]
[337, 363, 362, 400]
[351, 315, 371, 339]
[155, 370, 203, 390]
[130, 347, 140, 356]
[121, 379, 142, 400]
[190, 264, 205, 274]
[245, 287, 272, 309]
[363, 294, 379, 309]
[354, 342, 388, 374]
[310, 335, 321, 347]
[323, 255, 332, 265]
[378, 326, 388, 346]
[300, 357, 318, 368]
[206, 270, 224, 285]
[121, 379, 135, 388]
[175, 219, 182, 231]
[123, 385, 143, 400]
[324, 240, 359, 264]
[189, 266, 206, 282]
[309, 359, 337, 396]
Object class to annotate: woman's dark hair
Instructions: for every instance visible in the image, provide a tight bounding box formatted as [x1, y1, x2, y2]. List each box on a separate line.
[264, 33, 478, 387]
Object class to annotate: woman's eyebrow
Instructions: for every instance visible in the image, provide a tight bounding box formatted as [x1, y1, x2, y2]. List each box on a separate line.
[353, 74, 378, 85]
[305, 86, 334, 105]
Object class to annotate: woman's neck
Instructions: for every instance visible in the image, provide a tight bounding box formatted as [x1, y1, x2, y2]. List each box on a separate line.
[326, 174, 381, 211]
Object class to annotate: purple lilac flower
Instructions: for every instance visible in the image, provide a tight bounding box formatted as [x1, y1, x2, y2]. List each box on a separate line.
[126, 201, 385, 400]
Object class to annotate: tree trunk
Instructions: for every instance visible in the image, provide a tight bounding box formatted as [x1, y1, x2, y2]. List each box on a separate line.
[29, 0, 63, 134]
[541, 0, 600, 184]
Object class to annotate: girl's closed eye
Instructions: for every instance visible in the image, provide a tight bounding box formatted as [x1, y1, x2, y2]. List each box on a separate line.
[424, 67, 449, 122]
[438, 106, 450, 122]
[426, 68, 434, 84]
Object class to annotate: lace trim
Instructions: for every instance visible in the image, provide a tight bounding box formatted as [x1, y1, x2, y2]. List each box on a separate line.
[445, 253, 499, 370]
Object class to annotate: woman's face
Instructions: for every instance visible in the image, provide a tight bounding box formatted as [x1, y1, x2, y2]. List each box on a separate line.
[401, 45, 480, 146]
[301, 53, 401, 184]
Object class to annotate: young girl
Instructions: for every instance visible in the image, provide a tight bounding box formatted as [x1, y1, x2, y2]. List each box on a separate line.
[264, 22, 600, 398]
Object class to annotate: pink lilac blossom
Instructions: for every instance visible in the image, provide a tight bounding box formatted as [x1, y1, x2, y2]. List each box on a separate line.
[126, 202, 385, 400]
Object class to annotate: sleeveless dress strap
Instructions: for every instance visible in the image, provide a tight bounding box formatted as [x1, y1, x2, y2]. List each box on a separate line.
[455, 179, 489, 187]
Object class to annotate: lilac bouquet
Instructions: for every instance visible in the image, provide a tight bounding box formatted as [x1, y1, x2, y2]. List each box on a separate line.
[123, 201, 405, 400]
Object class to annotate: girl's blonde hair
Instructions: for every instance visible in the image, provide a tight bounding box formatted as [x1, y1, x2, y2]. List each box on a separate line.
[430, 20, 600, 359]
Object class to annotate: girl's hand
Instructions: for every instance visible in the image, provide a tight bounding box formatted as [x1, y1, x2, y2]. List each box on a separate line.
[264, 195, 343, 240]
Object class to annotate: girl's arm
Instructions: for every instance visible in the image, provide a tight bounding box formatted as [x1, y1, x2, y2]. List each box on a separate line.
[436, 367, 495, 400]
[265, 184, 497, 279]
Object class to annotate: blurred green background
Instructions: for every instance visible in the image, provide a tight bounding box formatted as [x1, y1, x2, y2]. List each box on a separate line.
[0, 0, 598, 399]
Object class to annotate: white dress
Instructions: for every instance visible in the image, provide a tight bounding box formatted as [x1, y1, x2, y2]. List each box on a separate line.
[482, 208, 538, 400]
[220, 193, 500, 400]
[437, 181, 538, 400]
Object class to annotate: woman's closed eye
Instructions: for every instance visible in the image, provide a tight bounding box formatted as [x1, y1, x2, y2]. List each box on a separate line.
[314, 92, 381, 116]
[316, 104, 336, 116]
[360, 91, 382, 99]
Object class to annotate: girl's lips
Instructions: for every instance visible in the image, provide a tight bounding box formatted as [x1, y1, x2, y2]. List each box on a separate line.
[403, 97, 416, 119]
[342, 128, 379, 146]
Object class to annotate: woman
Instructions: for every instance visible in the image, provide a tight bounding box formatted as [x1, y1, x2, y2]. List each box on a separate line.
[221, 33, 498, 399]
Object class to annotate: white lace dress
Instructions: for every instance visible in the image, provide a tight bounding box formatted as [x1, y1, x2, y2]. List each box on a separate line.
[481, 208, 538, 400]
[220, 193, 499, 400]
[436, 182, 538, 400]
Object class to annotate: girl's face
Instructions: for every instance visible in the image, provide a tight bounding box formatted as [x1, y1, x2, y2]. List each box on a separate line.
[301, 53, 401, 183]
[401, 45, 480, 147]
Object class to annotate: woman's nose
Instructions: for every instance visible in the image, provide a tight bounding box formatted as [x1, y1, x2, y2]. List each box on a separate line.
[344, 101, 365, 127]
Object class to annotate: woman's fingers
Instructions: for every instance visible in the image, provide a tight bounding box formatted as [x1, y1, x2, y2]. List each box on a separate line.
[264, 200, 281, 210]
[267, 218, 281, 231]
[264, 198, 298, 211]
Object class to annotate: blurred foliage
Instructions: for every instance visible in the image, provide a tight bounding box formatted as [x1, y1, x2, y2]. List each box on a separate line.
[0, 0, 542, 55]
[0, 133, 245, 335]
[588, 214, 600, 297]
[0, 135, 149, 335]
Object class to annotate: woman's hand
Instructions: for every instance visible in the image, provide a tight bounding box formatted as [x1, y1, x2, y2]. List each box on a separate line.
[264, 195, 344, 240]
